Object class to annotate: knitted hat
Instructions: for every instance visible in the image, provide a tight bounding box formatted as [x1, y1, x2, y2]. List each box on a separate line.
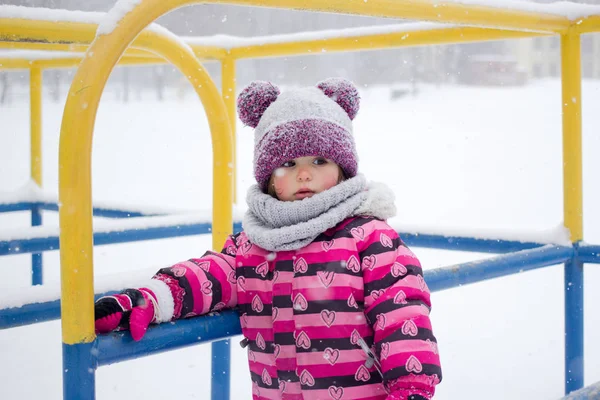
[237, 78, 360, 190]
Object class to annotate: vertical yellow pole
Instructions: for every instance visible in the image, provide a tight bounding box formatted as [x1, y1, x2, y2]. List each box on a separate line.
[561, 31, 583, 242]
[30, 65, 42, 187]
[561, 30, 585, 395]
[221, 57, 237, 204]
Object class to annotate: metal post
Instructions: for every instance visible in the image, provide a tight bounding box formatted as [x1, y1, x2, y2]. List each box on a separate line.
[565, 256, 584, 394]
[561, 31, 584, 394]
[221, 57, 236, 204]
[63, 342, 96, 400]
[30, 65, 43, 285]
[211, 339, 231, 400]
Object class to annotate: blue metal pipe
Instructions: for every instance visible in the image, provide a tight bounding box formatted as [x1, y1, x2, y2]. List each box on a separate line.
[0, 201, 165, 218]
[577, 244, 600, 264]
[41, 202, 165, 218]
[212, 340, 231, 400]
[0, 291, 117, 329]
[426, 245, 574, 292]
[400, 232, 543, 254]
[565, 257, 584, 394]
[30, 204, 43, 285]
[95, 310, 241, 366]
[63, 341, 97, 400]
[0, 202, 35, 212]
[0, 222, 244, 256]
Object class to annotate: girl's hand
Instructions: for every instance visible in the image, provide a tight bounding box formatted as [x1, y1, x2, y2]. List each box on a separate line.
[94, 288, 157, 341]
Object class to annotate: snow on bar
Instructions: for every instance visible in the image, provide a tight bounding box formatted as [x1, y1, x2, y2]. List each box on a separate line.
[96, 0, 142, 35]
[98, 0, 600, 37]
[0, 4, 172, 38]
[183, 23, 460, 49]
[0, 266, 158, 309]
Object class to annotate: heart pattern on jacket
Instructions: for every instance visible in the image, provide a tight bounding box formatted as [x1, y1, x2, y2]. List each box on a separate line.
[323, 347, 340, 365]
[320, 309, 336, 327]
[296, 331, 311, 349]
[391, 262, 408, 277]
[346, 255, 361, 273]
[321, 240, 335, 251]
[350, 226, 364, 240]
[255, 262, 268, 278]
[328, 385, 344, 400]
[261, 368, 272, 386]
[362, 255, 376, 270]
[299, 369, 315, 386]
[293, 293, 308, 311]
[406, 355, 423, 373]
[317, 270, 335, 287]
[380, 233, 393, 248]
[402, 320, 418, 337]
[252, 295, 264, 312]
[347, 293, 358, 309]
[293, 257, 308, 273]
[354, 364, 371, 382]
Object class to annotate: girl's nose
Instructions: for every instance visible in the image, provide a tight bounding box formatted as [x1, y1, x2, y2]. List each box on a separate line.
[296, 167, 312, 182]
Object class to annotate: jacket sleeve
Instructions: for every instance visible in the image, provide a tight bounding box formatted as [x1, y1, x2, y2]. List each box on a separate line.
[143, 233, 240, 323]
[358, 219, 442, 400]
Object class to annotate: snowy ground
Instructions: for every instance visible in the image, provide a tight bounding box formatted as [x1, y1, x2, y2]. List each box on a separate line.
[0, 78, 599, 399]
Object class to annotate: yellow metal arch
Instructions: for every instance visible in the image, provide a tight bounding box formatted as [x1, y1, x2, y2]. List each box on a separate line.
[58, 26, 232, 345]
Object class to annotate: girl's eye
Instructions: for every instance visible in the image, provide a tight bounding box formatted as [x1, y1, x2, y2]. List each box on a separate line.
[313, 158, 327, 165]
[282, 160, 295, 168]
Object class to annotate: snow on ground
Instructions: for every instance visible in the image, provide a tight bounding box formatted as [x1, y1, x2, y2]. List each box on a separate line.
[0, 78, 599, 399]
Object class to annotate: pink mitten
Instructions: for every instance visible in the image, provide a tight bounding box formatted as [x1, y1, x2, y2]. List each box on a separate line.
[94, 288, 157, 341]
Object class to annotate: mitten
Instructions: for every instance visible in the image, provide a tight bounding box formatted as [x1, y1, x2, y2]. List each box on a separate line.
[386, 394, 429, 400]
[95, 288, 157, 341]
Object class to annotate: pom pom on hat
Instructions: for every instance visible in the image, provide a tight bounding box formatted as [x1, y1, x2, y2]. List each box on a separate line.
[316, 77, 360, 120]
[237, 81, 280, 128]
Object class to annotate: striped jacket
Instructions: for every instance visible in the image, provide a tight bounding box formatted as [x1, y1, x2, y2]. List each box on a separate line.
[152, 216, 442, 400]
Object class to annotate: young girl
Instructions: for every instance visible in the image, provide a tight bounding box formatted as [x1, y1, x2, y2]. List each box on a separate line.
[95, 78, 442, 400]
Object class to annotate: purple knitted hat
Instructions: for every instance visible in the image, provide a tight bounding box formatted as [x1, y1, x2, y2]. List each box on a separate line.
[237, 78, 360, 190]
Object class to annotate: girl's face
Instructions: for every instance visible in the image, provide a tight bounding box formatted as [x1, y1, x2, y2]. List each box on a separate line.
[270, 156, 341, 201]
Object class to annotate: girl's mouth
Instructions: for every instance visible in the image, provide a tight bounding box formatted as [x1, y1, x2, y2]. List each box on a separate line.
[295, 189, 315, 199]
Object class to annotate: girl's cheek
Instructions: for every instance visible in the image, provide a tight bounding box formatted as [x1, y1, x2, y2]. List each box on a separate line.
[273, 170, 290, 195]
[323, 169, 340, 189]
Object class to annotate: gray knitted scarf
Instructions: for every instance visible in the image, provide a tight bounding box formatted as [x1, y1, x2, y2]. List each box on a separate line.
[243, 174, 396, 252]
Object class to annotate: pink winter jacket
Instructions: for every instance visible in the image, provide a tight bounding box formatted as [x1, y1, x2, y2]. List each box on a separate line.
[152, 216, 442, 400]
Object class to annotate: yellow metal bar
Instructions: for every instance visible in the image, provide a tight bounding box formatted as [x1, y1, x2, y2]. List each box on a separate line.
[560, 31, 583, 242]
[59, 26, 232, 345]
[30, 66, 42, 187]
[0, 42, 89, 52]
[0, 58, 33, 69]
[0, 40, 160, 58]
[0, 53, 172, 71]
[228, 26, 548, 60]
[35, 56, 164, 69]
[1, 55, 169, 70]
[0, 18, 96, 44]
[222, 57, 237, 203]
[573, 15, 600, 34]
[189, 45, 229, 60]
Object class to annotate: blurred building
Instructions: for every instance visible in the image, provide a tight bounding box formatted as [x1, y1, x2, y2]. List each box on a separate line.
[509, 35, 600, 79]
